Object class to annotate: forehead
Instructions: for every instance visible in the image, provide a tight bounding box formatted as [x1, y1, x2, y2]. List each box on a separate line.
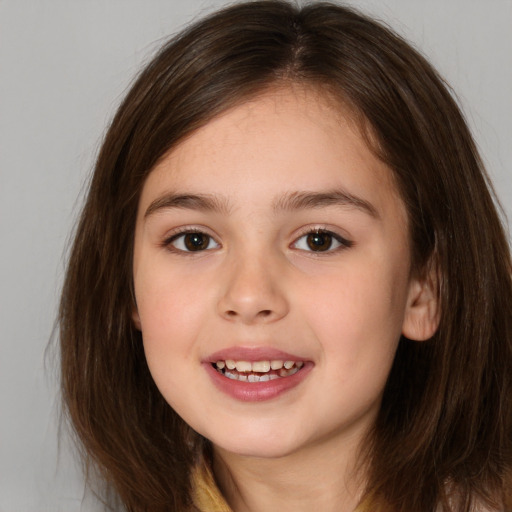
[139, 86, 405, 222]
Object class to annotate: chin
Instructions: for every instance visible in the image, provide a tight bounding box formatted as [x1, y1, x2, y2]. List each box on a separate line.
[204, 423, 307, 460]
[215, 439, 300, 460]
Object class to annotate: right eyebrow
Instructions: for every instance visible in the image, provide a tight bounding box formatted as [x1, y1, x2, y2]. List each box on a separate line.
[144, 192, 232, 218]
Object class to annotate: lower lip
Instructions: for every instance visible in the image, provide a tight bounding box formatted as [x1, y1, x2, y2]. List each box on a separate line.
[204, 362, 313, 402]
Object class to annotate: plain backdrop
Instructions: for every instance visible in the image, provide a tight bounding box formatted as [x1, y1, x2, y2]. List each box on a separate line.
[1, 1, 511, 511]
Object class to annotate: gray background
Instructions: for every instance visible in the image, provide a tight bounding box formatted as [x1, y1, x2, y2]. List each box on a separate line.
[1, 1, 510, 510]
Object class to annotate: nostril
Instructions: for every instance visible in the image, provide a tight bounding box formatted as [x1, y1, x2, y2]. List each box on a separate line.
[224, 309, 272, 318]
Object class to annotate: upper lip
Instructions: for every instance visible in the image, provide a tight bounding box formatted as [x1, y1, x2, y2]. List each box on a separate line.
[205, 346, 308, 363]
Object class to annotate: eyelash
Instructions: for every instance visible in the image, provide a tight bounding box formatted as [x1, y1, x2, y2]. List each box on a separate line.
[163, 227, 353, 254]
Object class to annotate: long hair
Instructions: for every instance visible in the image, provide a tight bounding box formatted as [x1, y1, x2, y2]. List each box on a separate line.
[59, 2, 512, 510]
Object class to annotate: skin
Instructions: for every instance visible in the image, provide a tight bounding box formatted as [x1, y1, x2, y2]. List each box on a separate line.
[132, 86, 439, 512]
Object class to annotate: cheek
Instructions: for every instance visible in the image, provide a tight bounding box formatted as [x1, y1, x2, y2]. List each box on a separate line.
[297, 262, 408, 417]
[134, 263, 211, 373]
[135, 253, 211, 326]
[136, 283, 203, 414]
[297, 255, 409, 362]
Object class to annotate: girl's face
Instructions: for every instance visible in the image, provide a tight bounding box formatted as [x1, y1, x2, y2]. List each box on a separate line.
[132, 87, 437, 460]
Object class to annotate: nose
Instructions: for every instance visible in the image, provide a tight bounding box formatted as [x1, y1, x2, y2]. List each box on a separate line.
[217, 253, 289, 324]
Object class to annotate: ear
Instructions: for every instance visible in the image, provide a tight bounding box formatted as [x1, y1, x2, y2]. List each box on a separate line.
[402, 262, 441, 341]
[132, 306, 142, 331]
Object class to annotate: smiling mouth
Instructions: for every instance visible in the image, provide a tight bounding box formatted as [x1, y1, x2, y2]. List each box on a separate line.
[212, 359, 305, 382]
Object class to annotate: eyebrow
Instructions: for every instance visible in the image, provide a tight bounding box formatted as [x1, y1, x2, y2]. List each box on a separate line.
[144, 189, 379, 219]
[272, 190, 379, 218]
[144, 193, 232, 218]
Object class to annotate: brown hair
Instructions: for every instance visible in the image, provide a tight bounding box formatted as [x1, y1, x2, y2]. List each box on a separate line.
[59, 1, 512, 510]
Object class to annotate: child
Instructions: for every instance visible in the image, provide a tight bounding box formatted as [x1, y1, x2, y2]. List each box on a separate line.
[59, 1, 512, 511]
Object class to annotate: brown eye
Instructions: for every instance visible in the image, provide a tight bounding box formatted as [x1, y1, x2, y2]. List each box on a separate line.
[306, 232, 334, 251]
[184, 233, 210, 251]
[293, 230, 351, 253]
[168, 231, 219, 252]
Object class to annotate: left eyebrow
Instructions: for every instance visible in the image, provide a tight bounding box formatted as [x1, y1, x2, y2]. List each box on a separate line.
[272, 190, 379, 218]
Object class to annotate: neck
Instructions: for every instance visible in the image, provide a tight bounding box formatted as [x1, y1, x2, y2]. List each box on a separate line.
[212, 430, 368, 512]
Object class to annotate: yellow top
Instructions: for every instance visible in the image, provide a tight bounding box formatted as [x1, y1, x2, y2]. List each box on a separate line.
[191, 458, 233, 512]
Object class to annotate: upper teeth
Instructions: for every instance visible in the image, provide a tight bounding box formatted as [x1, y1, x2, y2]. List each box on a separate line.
[216, 360, 304, 372]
